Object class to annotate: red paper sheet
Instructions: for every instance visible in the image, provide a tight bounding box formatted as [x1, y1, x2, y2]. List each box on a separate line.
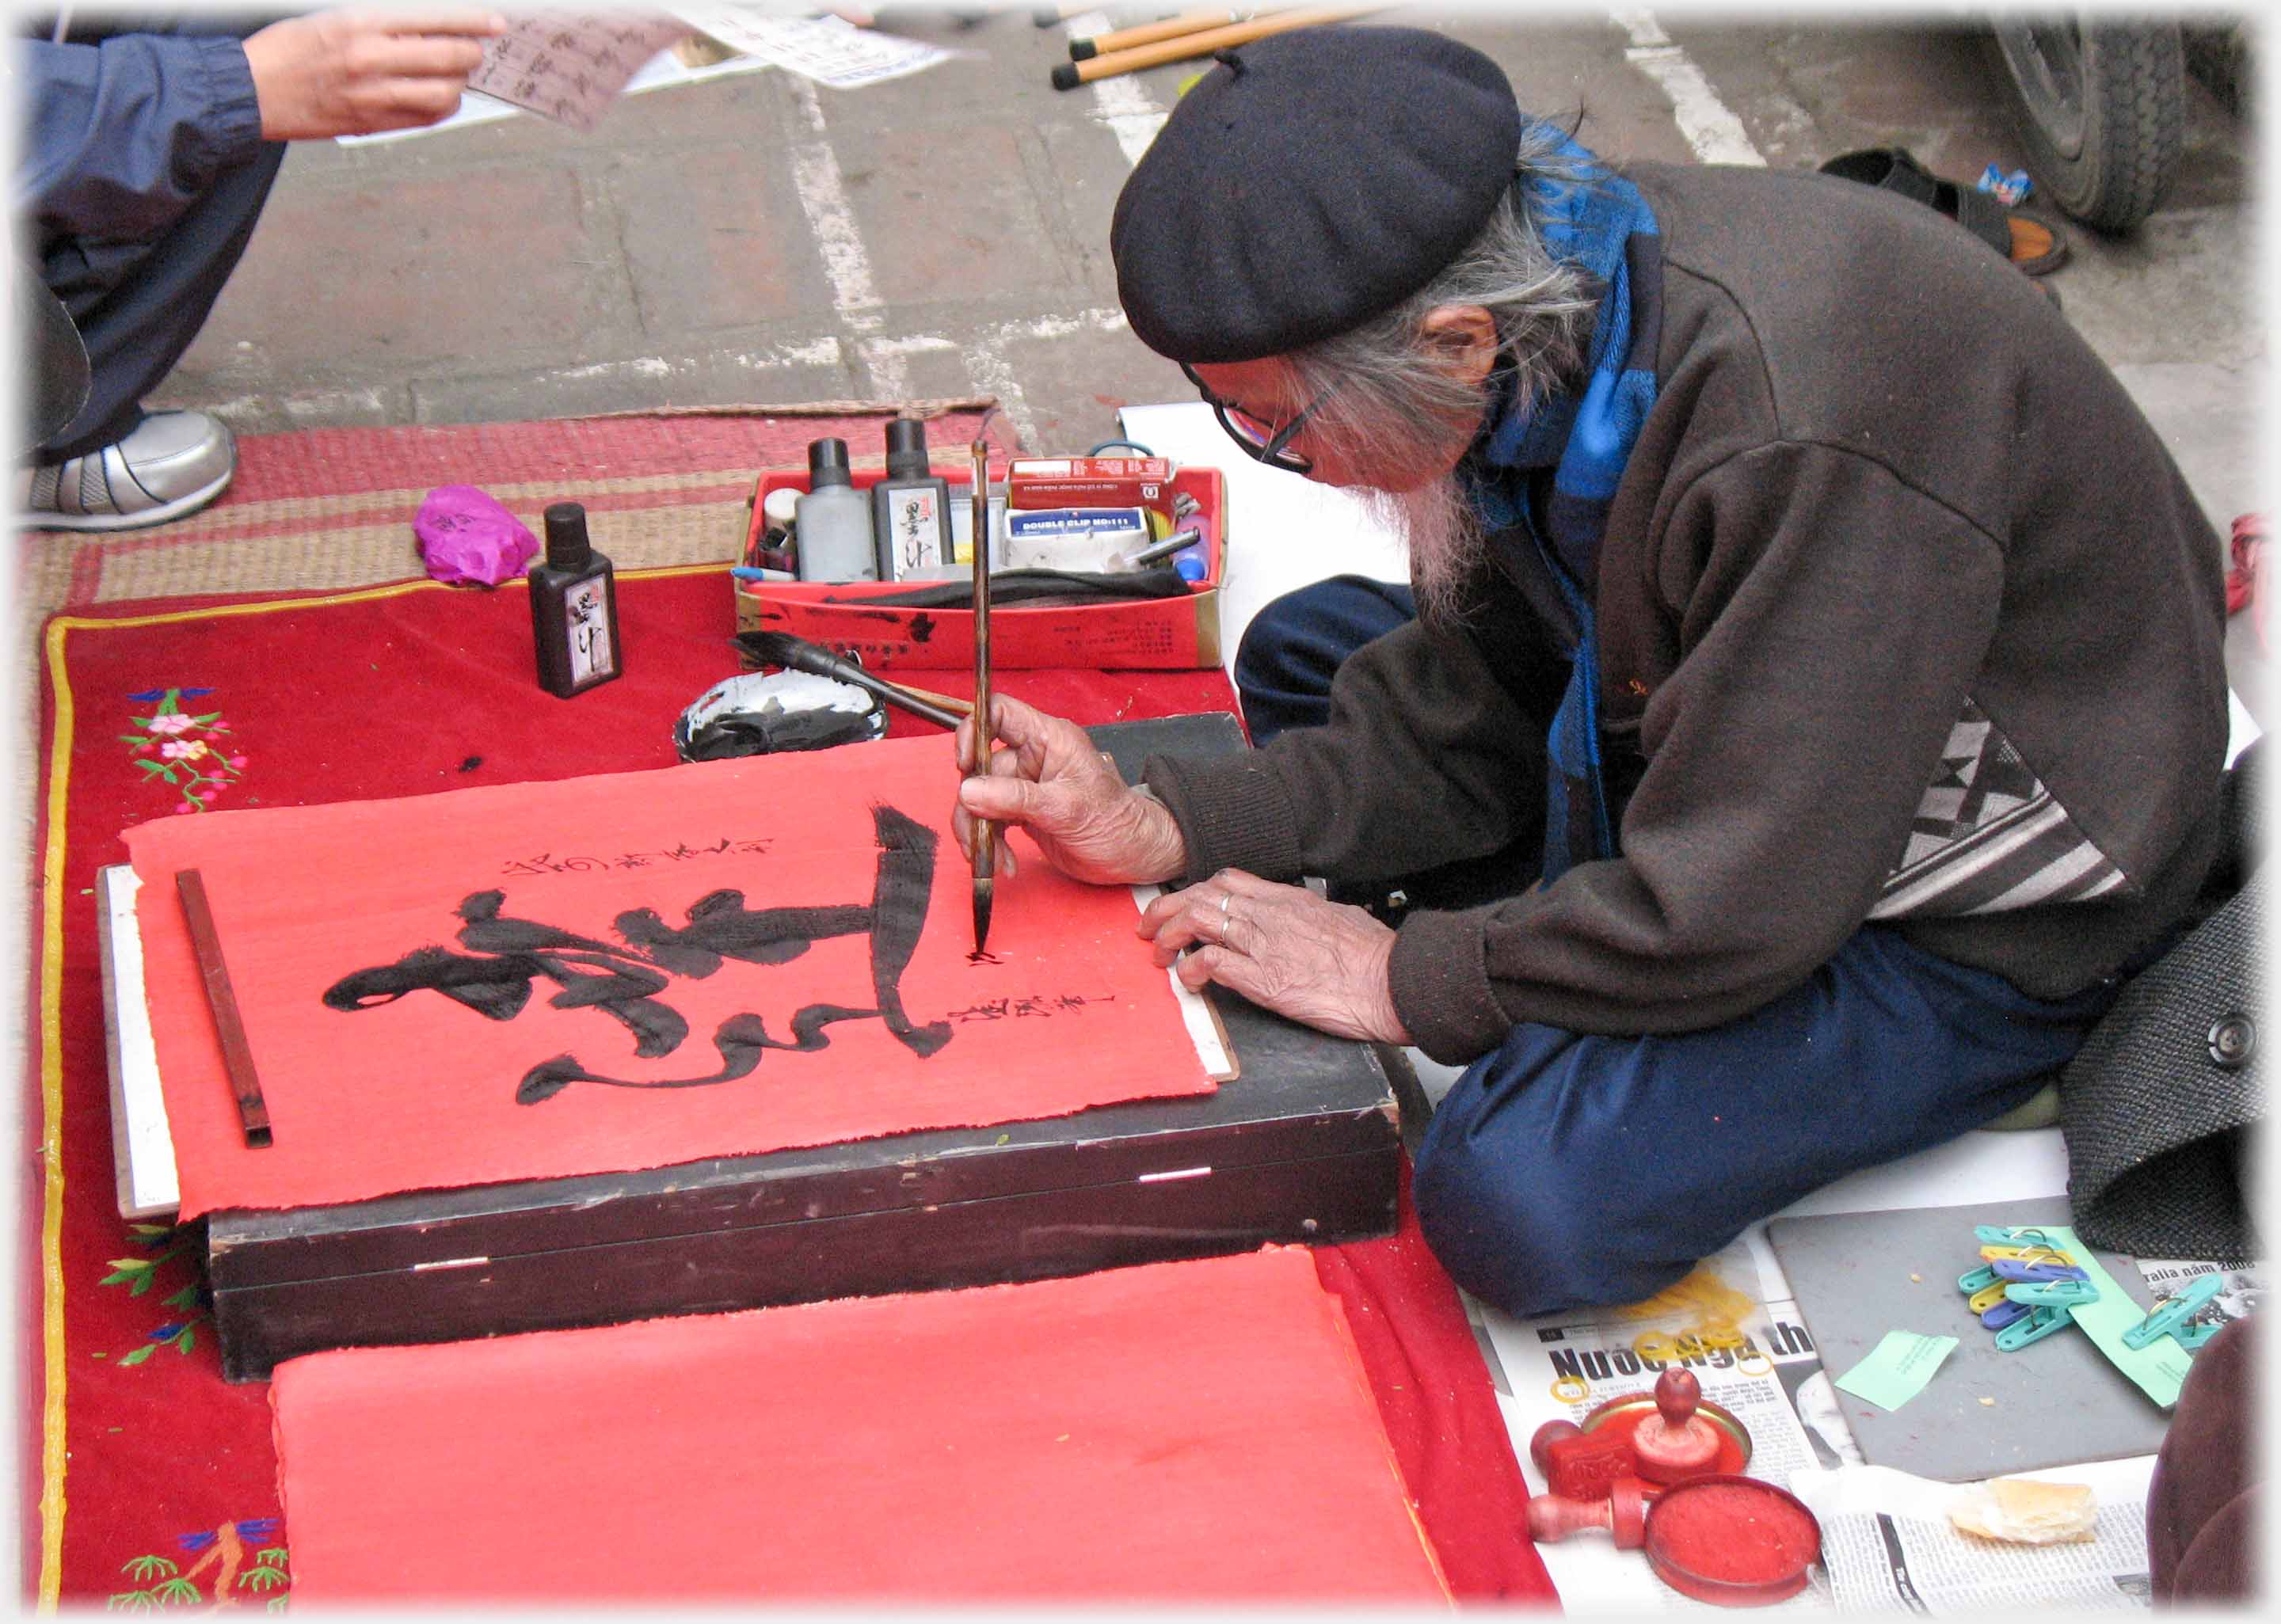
[272, 1246, 1451, 1603]
[125, 735, 1211, 1219]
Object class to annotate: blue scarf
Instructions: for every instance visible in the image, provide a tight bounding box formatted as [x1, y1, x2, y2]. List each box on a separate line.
[1460, 129, 1662, 884]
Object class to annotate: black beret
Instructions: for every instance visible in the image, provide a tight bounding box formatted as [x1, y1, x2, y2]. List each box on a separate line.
[1110, 26, 1522, 363]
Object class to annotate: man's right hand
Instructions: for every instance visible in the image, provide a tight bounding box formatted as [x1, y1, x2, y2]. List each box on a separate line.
[954, 694, 1190, 888]
[241, 9, 507, 142]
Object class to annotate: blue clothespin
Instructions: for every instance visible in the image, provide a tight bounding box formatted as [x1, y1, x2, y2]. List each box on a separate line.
[2004, 1278, 2100, 1308]
[1995, 1303, 2077, 1352]
[1981, 1299, 2034, 1332]
[1992, 1258, 2090, 1284]
[2123, 1274, 2225, 1352]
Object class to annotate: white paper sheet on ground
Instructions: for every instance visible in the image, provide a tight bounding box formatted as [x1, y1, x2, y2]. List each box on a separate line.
[1116, 401, 1409, 684]
[668, 9, 962, 88]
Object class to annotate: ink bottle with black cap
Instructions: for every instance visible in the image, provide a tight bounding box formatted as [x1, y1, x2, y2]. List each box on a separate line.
[870, 417, 954, 579]
[529, 501, 622, 698]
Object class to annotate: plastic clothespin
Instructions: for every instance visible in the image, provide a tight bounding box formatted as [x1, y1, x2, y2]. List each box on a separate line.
[2004, 1278, 2100, 1308]
[1974, 1225, 2058, 1247]
[1967, 1281, 2013, 1315]
[1991, 1258, 2090, 1285]
[2172, 1319, 2223, 1352]
[2123, 1274, 2225, 1352]
[1995, 1303, 2078, 1352]
[1980, 1299, 2034, 1331]
[1979, 1244, 2077, 1265]
[1959, 1263, 2002, 1294]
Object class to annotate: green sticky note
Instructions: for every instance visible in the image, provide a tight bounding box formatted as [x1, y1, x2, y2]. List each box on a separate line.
[1833, 1330, 1960, 1412]
[2047, 1224, 2190, 1409]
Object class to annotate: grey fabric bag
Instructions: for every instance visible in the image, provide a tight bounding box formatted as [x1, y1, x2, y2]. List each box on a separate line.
[2060, 739, 2264, 1261]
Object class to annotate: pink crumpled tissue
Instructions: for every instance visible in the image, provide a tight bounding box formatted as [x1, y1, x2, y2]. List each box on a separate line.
[415, 485, 539, 587]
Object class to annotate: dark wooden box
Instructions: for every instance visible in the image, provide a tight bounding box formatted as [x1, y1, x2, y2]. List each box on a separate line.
[202, 714, 1407, 1380]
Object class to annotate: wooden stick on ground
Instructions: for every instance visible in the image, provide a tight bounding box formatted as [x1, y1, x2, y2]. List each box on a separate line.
[1070, 7, 1292, 62]
[176, 868, 272, 1148]
[1050, 4, 1376, 89]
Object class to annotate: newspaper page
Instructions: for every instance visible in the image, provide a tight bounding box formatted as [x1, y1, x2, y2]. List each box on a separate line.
[1792, 1457, 2154, 1612]
[1471, 1227, 2161, 1613]
[2135, 1256, 2267, 1333]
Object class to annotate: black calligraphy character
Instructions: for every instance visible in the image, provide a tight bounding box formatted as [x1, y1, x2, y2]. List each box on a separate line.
[322, 891, 687, 1056]
[323, 804, 955, 1105]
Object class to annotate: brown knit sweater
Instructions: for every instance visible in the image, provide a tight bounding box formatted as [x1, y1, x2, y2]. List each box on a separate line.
[1145, 161, 2229, 1064]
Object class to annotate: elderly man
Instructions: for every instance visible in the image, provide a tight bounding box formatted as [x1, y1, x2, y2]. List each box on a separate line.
[954, 26, 2228, 1317]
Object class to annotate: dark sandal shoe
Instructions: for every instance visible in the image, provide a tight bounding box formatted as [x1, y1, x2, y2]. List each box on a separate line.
[1820, 147, 2070, 276]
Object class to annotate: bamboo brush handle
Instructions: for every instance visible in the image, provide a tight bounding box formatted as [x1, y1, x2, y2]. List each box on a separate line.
[1051, 5, 1376, 88]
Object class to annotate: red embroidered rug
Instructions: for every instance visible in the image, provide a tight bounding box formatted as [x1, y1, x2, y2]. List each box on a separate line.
[22, 416, 1552, 1608]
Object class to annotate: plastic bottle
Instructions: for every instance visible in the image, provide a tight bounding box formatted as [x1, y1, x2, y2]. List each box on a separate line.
[870, 418, 954, 580]
[529, 501, 622, 698]
[793, 438, 877, 581]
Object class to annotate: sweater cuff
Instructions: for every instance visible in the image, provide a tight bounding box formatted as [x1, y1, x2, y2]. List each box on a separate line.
[1387, 905, 1511, 1064]
[186, 37, 268, 173]
[1140, 750, 1304, 884]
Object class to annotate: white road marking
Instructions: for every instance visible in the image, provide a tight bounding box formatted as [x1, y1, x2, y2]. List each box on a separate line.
[1070, 9, 1174, 168]
[786, 77, 908, 396]
[1611, 10, 1767, 166]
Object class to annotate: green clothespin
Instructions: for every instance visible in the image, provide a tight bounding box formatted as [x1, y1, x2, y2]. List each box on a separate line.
[2004, 1278, 2100, 1308]
[1974, 1224, 2060, 1247]
[2123, 1274, 2224, 1352]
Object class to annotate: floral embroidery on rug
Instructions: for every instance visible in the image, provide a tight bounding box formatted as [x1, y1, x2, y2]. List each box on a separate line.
[97, 1223, 207, 1367]
[121, 689, 247, 812]
[109, 1520, 288, 1611]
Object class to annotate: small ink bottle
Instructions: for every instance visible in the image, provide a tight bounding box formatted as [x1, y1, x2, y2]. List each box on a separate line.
[870, 417, 954, 580]
[793, 438, 878, 582]
[529, 501, 622, 698]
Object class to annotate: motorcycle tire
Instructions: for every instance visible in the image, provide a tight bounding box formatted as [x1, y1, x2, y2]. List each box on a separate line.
[1986, 15, 2185, 234]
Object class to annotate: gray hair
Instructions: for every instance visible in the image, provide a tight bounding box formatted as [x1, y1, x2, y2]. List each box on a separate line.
[1285, 123, 1603, 472]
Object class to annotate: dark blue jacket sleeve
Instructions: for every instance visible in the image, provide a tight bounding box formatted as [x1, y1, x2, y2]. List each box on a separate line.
[20, 34, 266, 250]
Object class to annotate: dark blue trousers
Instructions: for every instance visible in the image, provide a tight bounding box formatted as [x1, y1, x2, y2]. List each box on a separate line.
[35, 14, 287, 460]
[1236, 576, 2116, 1318]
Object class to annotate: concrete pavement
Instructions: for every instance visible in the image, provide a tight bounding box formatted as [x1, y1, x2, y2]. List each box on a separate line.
[144, 4, 2265, 697]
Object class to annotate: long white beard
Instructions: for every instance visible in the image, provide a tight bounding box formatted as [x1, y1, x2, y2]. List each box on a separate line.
[1363, 474, 1487, 627]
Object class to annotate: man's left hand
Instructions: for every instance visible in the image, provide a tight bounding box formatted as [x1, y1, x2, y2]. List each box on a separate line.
[1139, 869, 1411, 1045]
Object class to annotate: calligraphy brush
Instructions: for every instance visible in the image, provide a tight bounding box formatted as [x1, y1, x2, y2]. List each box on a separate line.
[969, 439, 996, 956]
[735, 629, 967, 731]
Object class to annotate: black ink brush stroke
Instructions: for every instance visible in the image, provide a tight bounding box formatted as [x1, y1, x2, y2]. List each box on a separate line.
[515, 1005, 878, 1103]
[614, 892, 871, 978]
[866, 804, 953, 1059]
[323, 801, 958, 1104]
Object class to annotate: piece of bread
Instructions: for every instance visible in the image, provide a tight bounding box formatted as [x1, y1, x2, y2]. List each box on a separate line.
[1949, 1478, 2099, 1544]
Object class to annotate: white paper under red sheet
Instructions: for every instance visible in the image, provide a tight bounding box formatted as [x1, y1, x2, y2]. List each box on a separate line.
[125, 736, 1212, 1219]
[270, 1247, 1451, 1603]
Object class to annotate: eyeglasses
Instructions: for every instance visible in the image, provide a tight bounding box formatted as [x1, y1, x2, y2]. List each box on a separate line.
[1179, 363, 1340, 474]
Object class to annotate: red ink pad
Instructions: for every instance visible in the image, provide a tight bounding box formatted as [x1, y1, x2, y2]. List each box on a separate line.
[1579, 1389, 1754, 1481]
[1643, 1475, 1822, 1606]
